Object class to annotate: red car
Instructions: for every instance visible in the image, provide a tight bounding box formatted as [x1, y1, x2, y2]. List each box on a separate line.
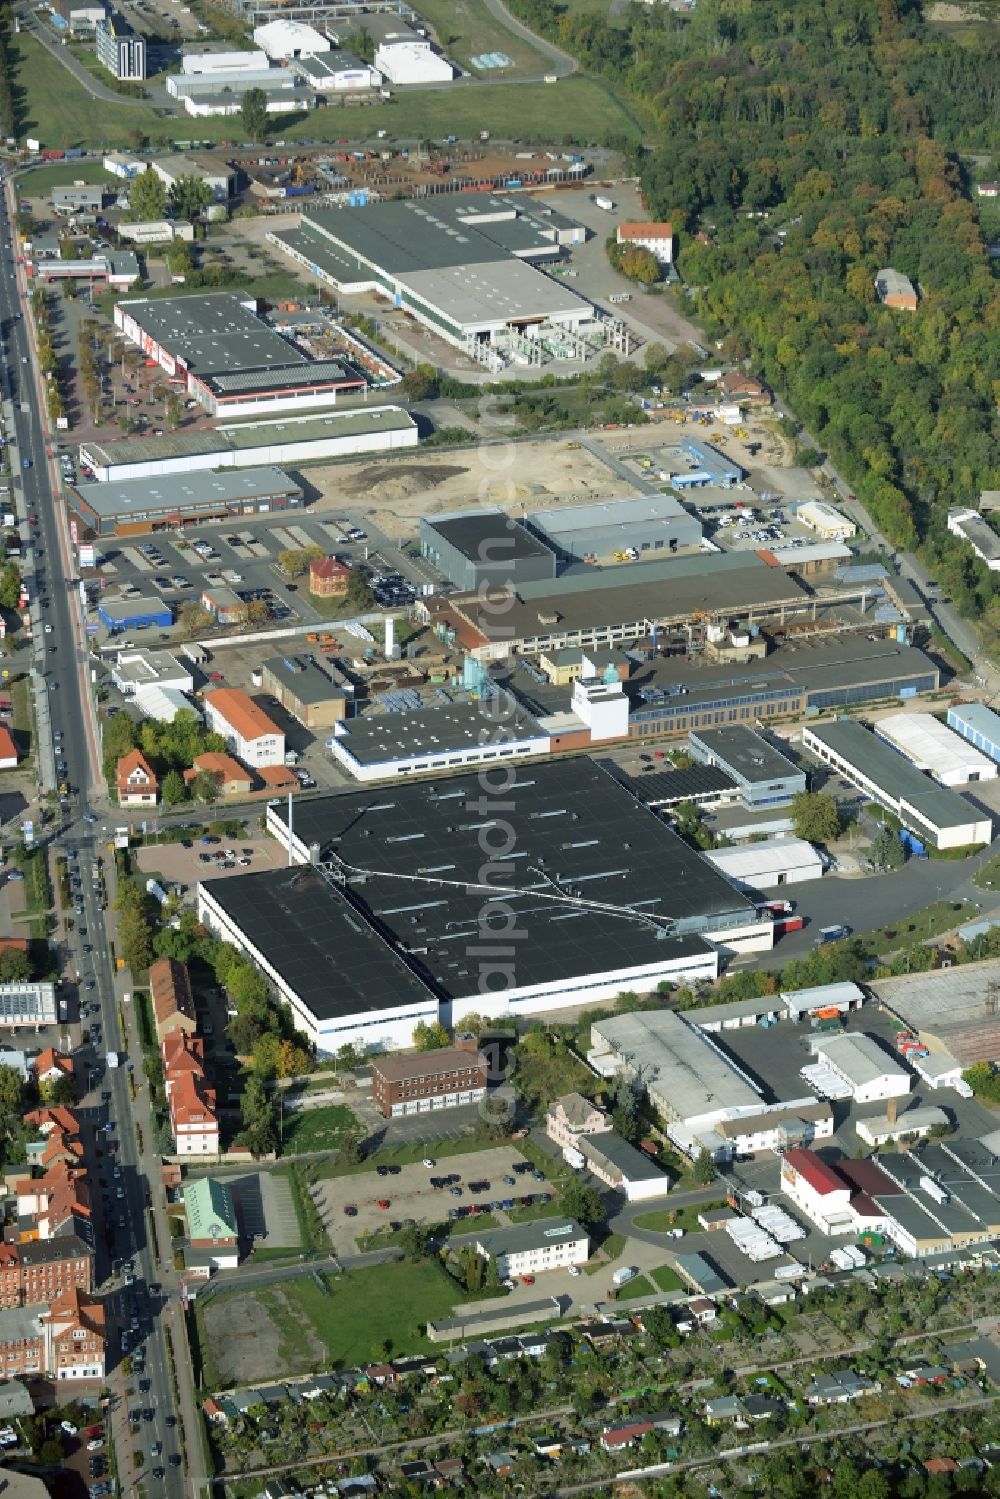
[522, 1275, 535, 1285]
[377, 1199, 390, 1210]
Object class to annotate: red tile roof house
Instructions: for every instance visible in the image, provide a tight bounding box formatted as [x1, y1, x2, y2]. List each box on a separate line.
[116, 748, 158, 807]
[600, 1419, 655, 1451]
[0, 725, 19, 769]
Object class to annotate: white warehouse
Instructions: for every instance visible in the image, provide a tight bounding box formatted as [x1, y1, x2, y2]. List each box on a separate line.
[877, 711, 998, 787]
[813, 1033, 911, 1104]
[703, 837, 824, 892]
[375, 40, 454, 84]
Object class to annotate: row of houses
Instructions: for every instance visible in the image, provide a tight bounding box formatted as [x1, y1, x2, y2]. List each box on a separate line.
[0, 1104, 105, 1381]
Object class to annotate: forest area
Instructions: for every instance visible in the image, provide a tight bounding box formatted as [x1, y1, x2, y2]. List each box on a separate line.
[510, 0, 1000, 643]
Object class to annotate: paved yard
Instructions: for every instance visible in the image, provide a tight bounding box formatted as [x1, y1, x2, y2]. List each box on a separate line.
[228, 1171, 302, 1251]
[136, 835, 282, 888]
[310, 1145, 537, 1254]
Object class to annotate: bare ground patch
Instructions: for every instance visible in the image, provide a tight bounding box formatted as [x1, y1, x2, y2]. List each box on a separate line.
[202, 1285, 326, 1385]
[305, 441, 630, 541]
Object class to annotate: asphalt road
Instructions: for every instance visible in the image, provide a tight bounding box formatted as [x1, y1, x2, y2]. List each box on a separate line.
[0, 175, 192, 1496]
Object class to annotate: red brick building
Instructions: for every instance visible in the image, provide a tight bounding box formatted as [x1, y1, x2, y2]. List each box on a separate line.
[371, 1045, 488, 1118]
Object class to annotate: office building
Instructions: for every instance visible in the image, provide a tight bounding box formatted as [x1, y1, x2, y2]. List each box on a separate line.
[474, 1220, 589, 1278]
[370, 1046, 488, 1118]
[203, 689, 285, 768]
[616, 222, 673, 264]
[687, 725, 806, 808]
[0, 983, 58, 1028]
[95, 11, 145, 79]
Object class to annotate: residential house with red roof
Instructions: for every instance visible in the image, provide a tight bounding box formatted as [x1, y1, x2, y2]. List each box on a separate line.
[116, 748, 158, 807]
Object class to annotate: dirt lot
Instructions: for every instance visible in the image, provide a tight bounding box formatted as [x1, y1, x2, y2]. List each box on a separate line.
[312, 1145, 537, 1253]
[202, 1281, 328, 1386]
[306, 441, 627, 541]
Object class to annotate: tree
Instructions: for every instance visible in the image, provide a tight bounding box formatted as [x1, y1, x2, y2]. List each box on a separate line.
[560, 1177, 606, 1229]
[190, 770, 218, 805]
[0, 562, 21, 610]
[129, 167, 166, 223]
[790, 790, 842, 844]
[240, 1072, 277, 1155]
[277, 546, 324, 578]
[0, 1065, 24, 1132]
[164, 393, 184, 430]
[161, 769, 186, 807]
[276, 1039, 311, 1078]
[168, 174, 211, 224]
[226, 961, 270, 1015]
[240, 87, 269, 143]
[400, 365, 439, 402]
[692, 1147, 716, 1186]
[399, 1223, 429, 1262]
[338, 1128, 364, 1164]
[413, 1019, 450, 1051]
[870, 823, 905, 870]
[0, 947, 31, 982]
[40, 1072, 76, 1107]
[178, 600, 213, 636]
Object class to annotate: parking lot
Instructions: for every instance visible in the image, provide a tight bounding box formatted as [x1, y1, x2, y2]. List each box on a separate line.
[135, 835, 282, 888]
[310, 1146, 543, 1254]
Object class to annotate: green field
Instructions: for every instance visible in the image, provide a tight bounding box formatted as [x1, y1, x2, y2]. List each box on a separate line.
[279, 1101, 357, 1155]
[632, 1200, 727, 1235]
[200, 1259, 461, 1380]
[649, 1263, 683, 1293]
[14, 161, 117, 196]
[286, 77, 640, 147]
[615, 1273, 656, 1301]
[413, 0, 552, 74]
[11, 32, 639, 151]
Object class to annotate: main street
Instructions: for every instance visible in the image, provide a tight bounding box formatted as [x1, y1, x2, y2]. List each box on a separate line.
[0, 171, 202, 1496]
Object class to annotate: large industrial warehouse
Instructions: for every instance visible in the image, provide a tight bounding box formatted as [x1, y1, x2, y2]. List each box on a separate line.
[802, 718, 993, 850]
[69, 466, 303, 536]
[114, 292, 369, 416]
[79, 407, 418, 482]
[874, 711, 998, 786]
[267, 196, 596, 353]
[196, 760, 775, 1052]
[525, 494, 704, 564]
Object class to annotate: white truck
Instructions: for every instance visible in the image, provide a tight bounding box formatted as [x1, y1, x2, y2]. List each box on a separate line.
[612, 1265, 639, 1288]
[595, 195, 615, 212]
[106, 1051, 119, 1070]
[563, 1145, 585, 1170]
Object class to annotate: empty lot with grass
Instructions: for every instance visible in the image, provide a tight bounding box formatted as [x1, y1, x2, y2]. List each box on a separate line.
[199, 1260, 460, 1384]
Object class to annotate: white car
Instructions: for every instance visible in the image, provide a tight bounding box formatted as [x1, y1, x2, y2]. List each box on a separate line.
[422, 1157, 436, 1168]
[60, 1421, 77, 1435]
[87, 1438, 104, 1451]
[44, 623, 52, 633]
[568, 1265, 582, 1277]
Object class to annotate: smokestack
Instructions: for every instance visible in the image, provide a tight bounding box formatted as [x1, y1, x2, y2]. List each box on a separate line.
[384, 616, 395, 660]
[886, 1098, 898, 1126]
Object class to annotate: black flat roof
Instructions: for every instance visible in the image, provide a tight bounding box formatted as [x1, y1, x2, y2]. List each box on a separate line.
[200, 867, 435, 1024]
[690, 725, 800, 784]
[238, 760, 749, 1019]
[424, 511, 554, 565]
[613, 764, 737, 805]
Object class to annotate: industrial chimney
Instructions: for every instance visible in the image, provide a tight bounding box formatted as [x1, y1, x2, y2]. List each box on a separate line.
[384, 616, 395, 660]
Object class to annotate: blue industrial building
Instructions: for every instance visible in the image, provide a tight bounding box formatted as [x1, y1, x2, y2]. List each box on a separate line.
[666, 439, 743, 489]
[98, 596, 173, 634]
[947, 703, 1000, 763]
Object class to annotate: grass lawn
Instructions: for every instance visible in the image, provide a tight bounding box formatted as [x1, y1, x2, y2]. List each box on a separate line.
[973, 852, 1000, 891]
[615, 1273, 656, 1302]
[863, 900, 976, 953]
[307, 1131, 498, 1181]
[584, 1230, 626, 1273]
[11, 35, 639, 150]
[258, 1259, 459, 1366]
[506, 1195, 565, 1224]
[10, 35, 163, 151]
[15, 161, 117, 196]
[279, 1102, 357, 1155]
[414, 0, 551, 74]
[649, 1264, 683, 1293]
[632, 1200, 727, 1235]
[285, 76, 641, 147]
[11, 676, 32, 765]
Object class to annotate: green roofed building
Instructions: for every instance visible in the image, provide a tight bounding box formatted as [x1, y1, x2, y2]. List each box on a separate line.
[184, 1177, 239, 1273]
